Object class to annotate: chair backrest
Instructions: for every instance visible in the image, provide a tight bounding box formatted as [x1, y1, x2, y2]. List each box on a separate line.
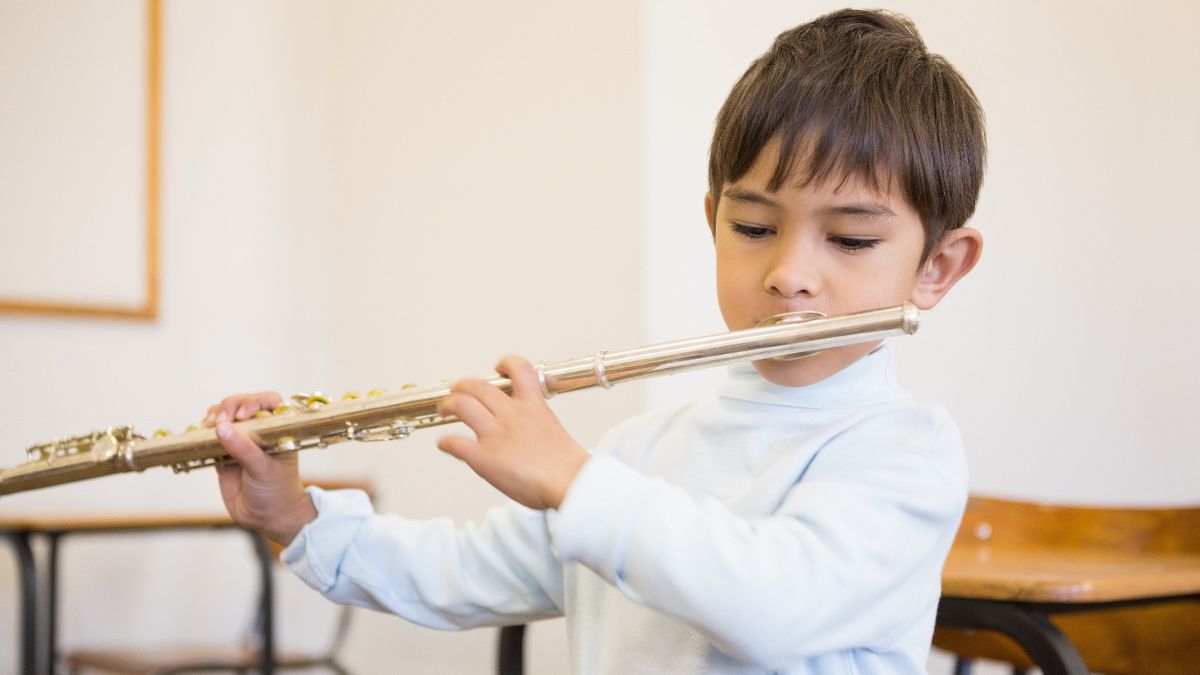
[954, 495, 1200, 553]
[934, 495, 1200, 675]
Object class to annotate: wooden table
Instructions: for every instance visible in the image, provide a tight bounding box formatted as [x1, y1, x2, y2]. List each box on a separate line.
[934, 498, 1200, 675]
[0, 513, 274, 675]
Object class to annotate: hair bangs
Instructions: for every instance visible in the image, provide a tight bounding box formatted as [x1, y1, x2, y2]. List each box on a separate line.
[768, 110, 900, 201]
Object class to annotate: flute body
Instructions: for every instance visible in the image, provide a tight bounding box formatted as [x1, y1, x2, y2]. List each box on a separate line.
[0, 304, 919, 496]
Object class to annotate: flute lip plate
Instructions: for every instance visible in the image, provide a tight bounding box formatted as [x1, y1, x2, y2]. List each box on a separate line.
[756, 310, 828, 327]
[755, 310, 827, 361]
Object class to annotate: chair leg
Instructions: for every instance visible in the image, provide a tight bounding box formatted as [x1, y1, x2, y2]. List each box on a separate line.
[497, 624, 526, 675]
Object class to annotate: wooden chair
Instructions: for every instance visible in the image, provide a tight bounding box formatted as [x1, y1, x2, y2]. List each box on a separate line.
[62, 479, 374, 675]
[934, 495, 1200, 674]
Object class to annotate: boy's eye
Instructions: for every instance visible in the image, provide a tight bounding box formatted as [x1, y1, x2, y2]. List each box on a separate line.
[830, 236, 881, 251]
[731, 223, 773, 239]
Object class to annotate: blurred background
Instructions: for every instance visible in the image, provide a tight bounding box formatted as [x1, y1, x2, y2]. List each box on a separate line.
[0, 1, 1195, 673]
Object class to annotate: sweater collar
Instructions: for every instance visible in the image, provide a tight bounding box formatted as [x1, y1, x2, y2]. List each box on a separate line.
[717, 344, 910, 409]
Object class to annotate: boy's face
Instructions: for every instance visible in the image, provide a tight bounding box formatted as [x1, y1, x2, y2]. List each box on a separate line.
[707, 139, 932, 387]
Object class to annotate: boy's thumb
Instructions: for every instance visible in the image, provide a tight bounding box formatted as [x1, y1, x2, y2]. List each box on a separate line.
[215, 423, 269, 473]
[437, 435, 479, 467]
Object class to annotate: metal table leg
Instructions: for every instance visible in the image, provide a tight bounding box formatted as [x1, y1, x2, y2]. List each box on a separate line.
[249, 532, 275, 675]
[937, 597, 1089, 675]
[47, 532, 60, 674]
[4, 532, 38, 675]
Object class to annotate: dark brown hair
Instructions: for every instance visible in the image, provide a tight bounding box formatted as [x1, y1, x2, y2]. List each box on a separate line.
[708, 9, 986, 261]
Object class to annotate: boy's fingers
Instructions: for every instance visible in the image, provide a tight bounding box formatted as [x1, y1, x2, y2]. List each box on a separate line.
[497, 356, 542, 401]
[219, 395, 248, 423]
[221, 397, 249, 423]
[207, 392, 282, 426]
[235, 397, 266, 421]
[437, 393, 499, 437]
[253, 391, 283, 410]
[452, 378, 512, 415]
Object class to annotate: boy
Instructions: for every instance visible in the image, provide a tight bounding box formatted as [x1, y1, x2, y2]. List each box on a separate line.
[208, 8, 984, 673]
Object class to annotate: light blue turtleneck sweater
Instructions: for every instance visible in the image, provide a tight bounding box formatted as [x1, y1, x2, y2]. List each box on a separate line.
[282, 345, 967, 674]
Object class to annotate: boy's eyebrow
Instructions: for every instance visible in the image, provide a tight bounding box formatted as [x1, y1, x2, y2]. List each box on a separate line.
[724, 187, 897, 219]
[819, 203, 897, 219]
[722, 187, 783, 209]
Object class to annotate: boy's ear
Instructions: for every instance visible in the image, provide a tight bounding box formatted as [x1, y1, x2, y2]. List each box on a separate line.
[909, 227, 983, 310]
[704, 192, 716, 235]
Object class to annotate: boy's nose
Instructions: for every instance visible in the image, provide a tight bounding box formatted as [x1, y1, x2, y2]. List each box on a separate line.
[764, 248, 821, 299]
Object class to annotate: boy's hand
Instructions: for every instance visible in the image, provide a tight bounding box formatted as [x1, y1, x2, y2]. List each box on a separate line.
[204, 392, 316, 546]
[436, 356, 590, 510]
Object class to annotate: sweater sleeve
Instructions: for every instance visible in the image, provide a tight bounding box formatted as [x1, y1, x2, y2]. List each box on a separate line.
[280, 487, 565, 629]
[551, 412, 967, 667]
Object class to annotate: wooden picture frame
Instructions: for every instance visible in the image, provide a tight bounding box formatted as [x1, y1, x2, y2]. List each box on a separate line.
[0, 0, 160, 320]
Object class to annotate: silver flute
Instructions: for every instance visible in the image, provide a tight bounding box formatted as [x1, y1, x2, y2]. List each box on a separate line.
[0, 304, 919, 496]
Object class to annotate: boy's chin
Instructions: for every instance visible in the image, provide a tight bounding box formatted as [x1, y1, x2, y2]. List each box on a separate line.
[750, 342, 880, 387]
